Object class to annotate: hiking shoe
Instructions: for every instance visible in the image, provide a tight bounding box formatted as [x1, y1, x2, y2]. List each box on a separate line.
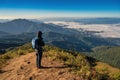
[36, 67, 40, 70]
[39, 66, 44, 68]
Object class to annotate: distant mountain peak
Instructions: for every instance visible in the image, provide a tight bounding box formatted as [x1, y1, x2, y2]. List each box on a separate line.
[10, 19, 33, 23]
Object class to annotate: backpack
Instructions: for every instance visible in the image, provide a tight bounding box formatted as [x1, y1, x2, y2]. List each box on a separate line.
[32, 37, 45, 49]
[32, 37, 39, 49]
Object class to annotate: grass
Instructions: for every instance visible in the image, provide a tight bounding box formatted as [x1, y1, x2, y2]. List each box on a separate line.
[43, 45, 120, 80]
[0, 43, 120, 80]
[95, 62, 120, 80]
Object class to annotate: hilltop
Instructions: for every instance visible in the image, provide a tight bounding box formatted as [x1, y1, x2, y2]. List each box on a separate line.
[1, 52, 80, 80]
[0, 43, 120, 80]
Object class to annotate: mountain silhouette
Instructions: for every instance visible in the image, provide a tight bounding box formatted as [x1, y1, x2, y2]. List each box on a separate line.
[0, 19, 79, 35]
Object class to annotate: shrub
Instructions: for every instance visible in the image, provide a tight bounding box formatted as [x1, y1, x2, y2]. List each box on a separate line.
[113, 72, 120, 80]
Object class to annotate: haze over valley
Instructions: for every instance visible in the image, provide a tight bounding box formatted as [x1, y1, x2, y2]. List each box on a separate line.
[45, 18, 120, 38]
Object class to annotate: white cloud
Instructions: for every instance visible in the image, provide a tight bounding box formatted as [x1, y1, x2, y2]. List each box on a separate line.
[45, 21, 120, 38]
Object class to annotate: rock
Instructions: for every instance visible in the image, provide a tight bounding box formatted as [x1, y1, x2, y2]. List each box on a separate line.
[27, 62, 31, 64]
[58, 71, 65, 75]
[29, 76, 32, 80]
[20, 66, 23, 69]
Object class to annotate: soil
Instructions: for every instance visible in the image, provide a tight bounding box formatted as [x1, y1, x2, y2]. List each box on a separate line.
[0, 52, 82, 80]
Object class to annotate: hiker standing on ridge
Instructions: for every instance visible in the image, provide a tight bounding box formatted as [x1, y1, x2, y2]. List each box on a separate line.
[32, 31, 45, 69]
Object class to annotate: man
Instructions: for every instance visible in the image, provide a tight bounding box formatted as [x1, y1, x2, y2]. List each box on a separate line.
[32, 31, 45, 69]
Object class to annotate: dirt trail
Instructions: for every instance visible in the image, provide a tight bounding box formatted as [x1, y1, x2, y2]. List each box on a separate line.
[0, 52, 82, 80]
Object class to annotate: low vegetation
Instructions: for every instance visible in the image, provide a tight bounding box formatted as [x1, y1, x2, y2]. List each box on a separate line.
[43, 45, 120, 80]
[0, 43, 120, 80]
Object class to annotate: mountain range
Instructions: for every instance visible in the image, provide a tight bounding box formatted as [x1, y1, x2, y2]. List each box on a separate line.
[0, 19, 120, 52]
[0, 19, 80, 35]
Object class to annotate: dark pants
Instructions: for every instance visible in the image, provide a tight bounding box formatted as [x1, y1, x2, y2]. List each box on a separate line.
[36, 49, 43, 68]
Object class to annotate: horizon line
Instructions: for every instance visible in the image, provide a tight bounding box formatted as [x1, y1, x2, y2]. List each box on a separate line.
[1, 16, 120, 19]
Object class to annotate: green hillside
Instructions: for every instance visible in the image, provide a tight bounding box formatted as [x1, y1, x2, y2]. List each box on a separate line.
[0, 43, 120, 79]
[90, 46, 120, 68]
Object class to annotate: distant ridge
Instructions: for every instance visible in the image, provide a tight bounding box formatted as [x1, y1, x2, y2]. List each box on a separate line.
[0, 19, 82, 35]
[0, 19, 36, 34]
[0, 31, 10, 37]
[0, 19, 9, 23]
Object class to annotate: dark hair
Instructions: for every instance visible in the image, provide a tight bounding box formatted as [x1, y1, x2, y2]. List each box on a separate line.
[37, 31, 42, 38]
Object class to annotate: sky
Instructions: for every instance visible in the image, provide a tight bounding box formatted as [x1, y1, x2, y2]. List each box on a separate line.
[0, 0, 120, 19]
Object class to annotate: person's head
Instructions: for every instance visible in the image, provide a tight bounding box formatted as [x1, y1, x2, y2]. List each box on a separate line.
[37, 31, 42, 38]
